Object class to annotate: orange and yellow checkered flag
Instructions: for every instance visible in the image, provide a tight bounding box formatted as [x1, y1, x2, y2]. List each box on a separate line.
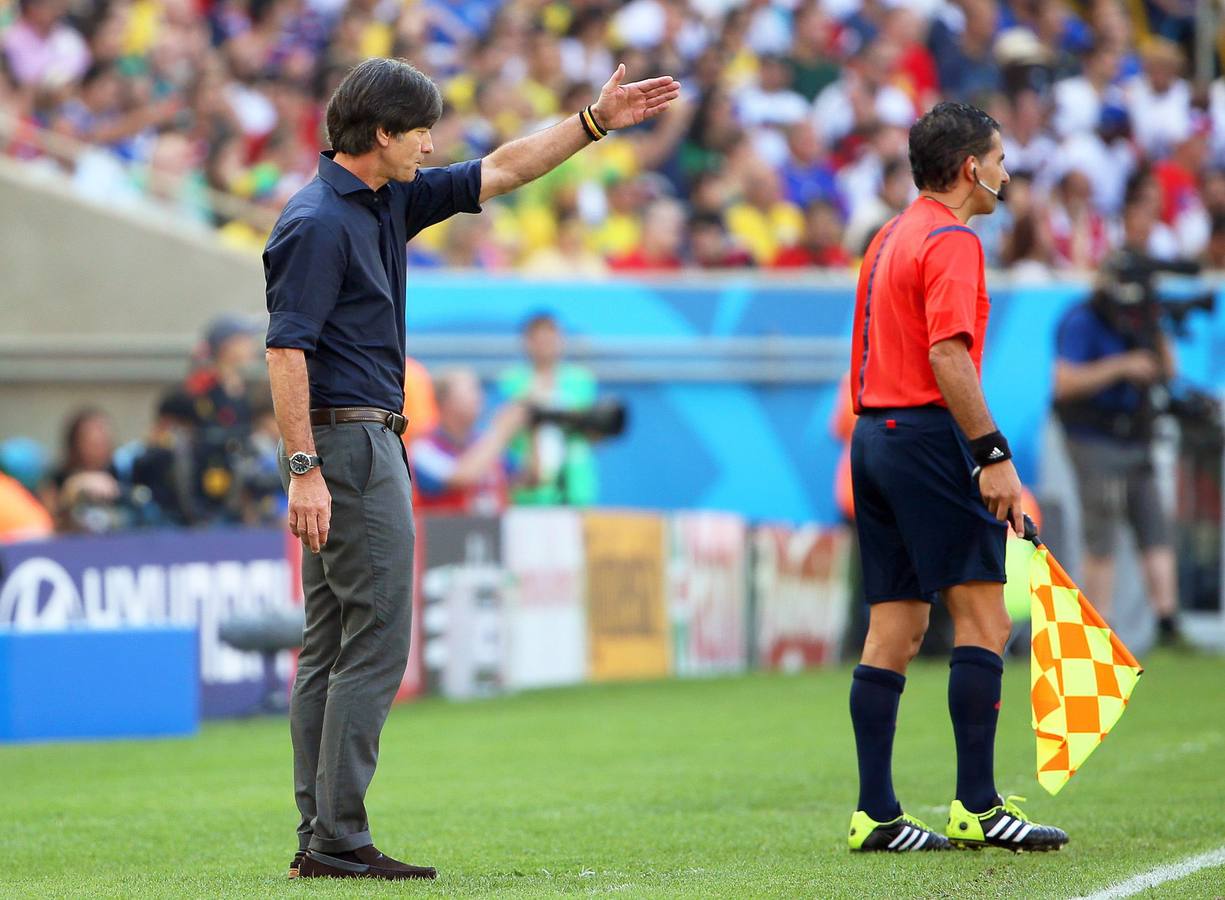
[1025, 527, 1143, 796]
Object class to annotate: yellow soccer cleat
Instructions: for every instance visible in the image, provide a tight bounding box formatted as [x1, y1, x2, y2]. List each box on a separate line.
[849, 809, 952, 852]
[946, 795, 1069, 852]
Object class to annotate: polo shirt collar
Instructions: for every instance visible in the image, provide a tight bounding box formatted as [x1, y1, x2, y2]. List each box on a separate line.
[318, 150, 375, 196]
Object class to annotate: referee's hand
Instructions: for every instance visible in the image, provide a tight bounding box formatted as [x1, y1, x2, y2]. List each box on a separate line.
[978, 459, 1025, 536]
[289, 469, 332, 554]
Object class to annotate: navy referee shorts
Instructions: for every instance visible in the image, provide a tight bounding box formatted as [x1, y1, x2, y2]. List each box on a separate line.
[850, 406, 1007, 604]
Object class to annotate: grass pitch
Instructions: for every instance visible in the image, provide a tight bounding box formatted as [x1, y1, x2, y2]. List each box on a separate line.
[2, 651, 1223, 899]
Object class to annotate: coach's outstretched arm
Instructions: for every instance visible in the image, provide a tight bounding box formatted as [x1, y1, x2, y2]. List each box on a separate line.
[479, 64, 679, 203]
[929, 337, 1024, 535]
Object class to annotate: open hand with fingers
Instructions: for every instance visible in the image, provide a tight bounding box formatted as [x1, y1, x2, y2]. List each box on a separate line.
[288, 469, 331, 553]
[591, 64, 681, 131]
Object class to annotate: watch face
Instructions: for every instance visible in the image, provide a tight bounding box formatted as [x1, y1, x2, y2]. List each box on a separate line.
[289, 452, 312, 475]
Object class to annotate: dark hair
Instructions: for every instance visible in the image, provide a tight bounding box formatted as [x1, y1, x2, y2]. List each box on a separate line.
[689, 211, 724, 230]
[908, 102, 1000, 192]
[882, 156, 909, 182]
[561, 81, 592, 110]
[1003, 212, 1041, 266]
[61, 407, 108, 472]
[568, 8, 606, 38]
[521, 311, 559, 334]
[1123, 165, 1154, 208]
[156, 390, 198, 424]
[325, 58, 443, 155]
[807, 198, 842, 220]
[81, 62, 117, 88]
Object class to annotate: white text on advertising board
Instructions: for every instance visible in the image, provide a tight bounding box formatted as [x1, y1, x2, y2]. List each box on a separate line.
[0, 556, 291, 684]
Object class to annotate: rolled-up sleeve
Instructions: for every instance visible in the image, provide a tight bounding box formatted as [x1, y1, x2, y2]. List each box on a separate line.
[263, 216, 346, 352]
[400, 159, 483, 239]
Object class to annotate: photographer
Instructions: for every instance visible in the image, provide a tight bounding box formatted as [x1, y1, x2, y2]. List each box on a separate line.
[178, 315, 266, 524]
[410, 368, 530, 515]
[1052, 190, 1195, 647]
[127, 390, 200, 526]
[184, 315, 260, 432]
[498, 312, 600, 506]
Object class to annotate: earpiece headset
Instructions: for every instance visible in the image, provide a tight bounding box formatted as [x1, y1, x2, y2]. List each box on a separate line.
[973, 166, 1001, 199]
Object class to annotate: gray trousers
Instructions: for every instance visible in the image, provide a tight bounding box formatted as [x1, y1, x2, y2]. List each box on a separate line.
[1065, 435, 1170, 556]
[278, 421, 415, 853]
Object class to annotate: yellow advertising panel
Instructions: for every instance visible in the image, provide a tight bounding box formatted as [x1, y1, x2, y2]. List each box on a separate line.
[583, 511, 669, 681]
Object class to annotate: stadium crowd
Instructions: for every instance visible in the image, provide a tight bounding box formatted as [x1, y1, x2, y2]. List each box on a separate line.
[0, 316, 286, 538]
[1, 0, 1222, 271]
[0, 311, 603, 539]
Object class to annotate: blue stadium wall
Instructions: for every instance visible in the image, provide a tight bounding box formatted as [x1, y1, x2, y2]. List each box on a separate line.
[406, 274, 1225, 525]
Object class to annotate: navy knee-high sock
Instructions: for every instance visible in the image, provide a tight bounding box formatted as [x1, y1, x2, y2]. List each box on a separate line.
[850, 664, 905, 821]
[948, 646, 1004, 813]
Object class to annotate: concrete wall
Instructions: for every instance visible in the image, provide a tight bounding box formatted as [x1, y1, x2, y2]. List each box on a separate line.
[0, 159, 265, 449]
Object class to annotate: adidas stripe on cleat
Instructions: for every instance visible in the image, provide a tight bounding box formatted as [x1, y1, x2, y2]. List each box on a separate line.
[848, 810, 952, 852]
[946, 795, 1069, 852]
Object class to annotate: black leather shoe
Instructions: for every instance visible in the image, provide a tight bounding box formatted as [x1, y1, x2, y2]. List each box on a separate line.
[298, 845, 437, 880]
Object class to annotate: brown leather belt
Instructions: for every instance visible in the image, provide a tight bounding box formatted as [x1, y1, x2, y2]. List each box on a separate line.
[310, 406, 408, 436]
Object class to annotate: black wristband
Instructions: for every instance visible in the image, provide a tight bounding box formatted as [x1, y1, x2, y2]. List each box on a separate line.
[969, 431, 1011, 467]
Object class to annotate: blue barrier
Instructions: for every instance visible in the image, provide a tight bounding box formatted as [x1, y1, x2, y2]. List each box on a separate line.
[0, 628, 197, 741]
[405, 274, 1225, 523]
[0, 528, 297, 719]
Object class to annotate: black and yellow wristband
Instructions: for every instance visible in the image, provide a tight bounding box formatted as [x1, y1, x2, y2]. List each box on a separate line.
[579, 105, 608, 142]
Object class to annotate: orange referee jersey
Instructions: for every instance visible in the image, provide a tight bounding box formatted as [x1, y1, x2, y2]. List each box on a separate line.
[850, 196, 990, 413]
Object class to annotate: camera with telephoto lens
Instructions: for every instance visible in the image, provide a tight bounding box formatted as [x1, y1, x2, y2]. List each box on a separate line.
[1092, 249, 1216, 341]
[527, 398, 628, 438]
[65, 484, 159, 533]
[190, 424, 285, 525]
[1065, 249, 1223, 442]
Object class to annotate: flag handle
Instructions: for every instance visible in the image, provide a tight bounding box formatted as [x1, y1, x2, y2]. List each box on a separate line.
[970, 466, 1042, 546]
[1021, 514, 1041, 546]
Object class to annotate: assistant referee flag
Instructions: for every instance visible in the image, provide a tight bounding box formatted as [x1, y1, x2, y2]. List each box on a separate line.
[1024, 526, 1144, 795]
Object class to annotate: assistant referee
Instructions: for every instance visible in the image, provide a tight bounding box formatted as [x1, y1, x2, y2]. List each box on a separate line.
[844, 103, 1069, 854]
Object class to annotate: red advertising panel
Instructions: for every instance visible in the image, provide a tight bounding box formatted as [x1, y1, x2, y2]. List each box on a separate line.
[669, 512, 748, 675]
[753, 525, 851, 670]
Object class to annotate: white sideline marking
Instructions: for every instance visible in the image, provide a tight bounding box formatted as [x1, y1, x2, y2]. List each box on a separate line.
[1073, 846, 1225, 899]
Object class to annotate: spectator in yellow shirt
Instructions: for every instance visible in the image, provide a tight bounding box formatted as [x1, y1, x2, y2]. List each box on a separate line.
[725, 164, 804, 264]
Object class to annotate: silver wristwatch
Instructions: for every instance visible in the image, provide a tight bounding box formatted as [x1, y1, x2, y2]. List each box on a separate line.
[288, 452, 323, 476]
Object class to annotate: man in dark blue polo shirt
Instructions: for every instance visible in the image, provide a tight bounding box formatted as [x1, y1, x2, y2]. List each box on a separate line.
[264, 58, 678, 881]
